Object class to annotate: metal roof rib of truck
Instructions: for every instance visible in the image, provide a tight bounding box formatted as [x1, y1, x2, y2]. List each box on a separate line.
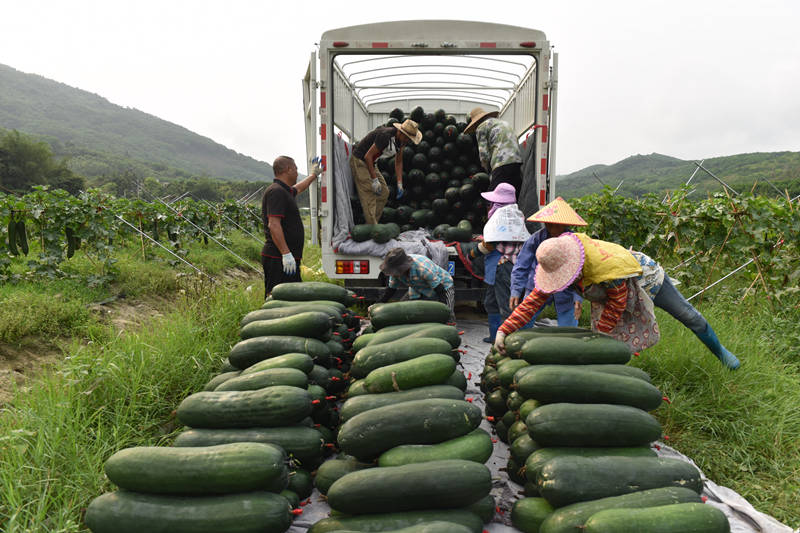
[303, 20, 558, 296]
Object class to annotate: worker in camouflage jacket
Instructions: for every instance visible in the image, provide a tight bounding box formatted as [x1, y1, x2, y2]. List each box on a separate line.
[464, 107, 522, 200]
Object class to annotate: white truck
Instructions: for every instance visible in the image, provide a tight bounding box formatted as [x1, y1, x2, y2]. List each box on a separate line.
[303, 20, 559, 300]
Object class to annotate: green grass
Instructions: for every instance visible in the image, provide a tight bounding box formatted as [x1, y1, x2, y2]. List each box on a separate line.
[630, 296, 800, 526]
[0, 230, 327, 344]
[0, 282, 262, 532]
[0, 280, 108, 343]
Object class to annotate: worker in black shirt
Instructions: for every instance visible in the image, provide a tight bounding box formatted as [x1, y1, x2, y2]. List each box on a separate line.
[261, 155, 321, 298]
[350, 119, 422, 224]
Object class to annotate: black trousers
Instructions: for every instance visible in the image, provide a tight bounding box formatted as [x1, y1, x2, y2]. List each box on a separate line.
[262, 255, 301, 298]
[490, 163, 522, 201]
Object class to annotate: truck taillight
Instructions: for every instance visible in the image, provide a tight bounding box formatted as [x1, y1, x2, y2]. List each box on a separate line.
[333, 41, 349, 47]
[519, 41, 536, 48]
[336, 260, 370, 274]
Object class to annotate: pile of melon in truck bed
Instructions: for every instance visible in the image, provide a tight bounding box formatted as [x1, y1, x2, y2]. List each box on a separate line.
[84, 281, 361, 533]
[351, 105, 492, 243]
[308, 300, 497, 533]
[480, 327, 731, 533]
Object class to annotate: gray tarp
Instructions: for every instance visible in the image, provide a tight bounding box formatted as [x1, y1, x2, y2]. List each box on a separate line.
[331, 134, 357, 248]
[335, 230, 449, 270]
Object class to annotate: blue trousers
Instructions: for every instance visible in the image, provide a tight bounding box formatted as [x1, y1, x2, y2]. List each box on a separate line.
[652, 276, 708, 334]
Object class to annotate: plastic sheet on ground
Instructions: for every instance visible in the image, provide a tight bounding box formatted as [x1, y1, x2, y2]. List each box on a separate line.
[288, 318, 796, 533]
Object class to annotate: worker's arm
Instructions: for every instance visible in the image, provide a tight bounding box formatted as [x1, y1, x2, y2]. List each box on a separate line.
[476, 129, 490, 172]
[294, 174, 317, 194]
[295, 159, 322, 194]
[377, 286, 398, 303]
[499, 287, 551, 336]
[267, 216, 290, 255]
[364, 144, 382, 180]
[595, 280, 628, 333]
[394, 151, 405, 198]
[509, 231, 542, 308]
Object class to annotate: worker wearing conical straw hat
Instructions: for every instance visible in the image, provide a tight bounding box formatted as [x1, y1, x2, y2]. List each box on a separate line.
[508, 197, 587, 326]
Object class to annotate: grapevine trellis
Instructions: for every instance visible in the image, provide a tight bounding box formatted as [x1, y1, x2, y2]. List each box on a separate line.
[0, 186, 262, 284]
[570, 186, 800, 303]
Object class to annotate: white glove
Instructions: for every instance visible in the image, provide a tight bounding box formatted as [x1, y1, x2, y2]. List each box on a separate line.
[281, 253, 297, 275]
[371, 178, 382, 195]
[396, 181, 404, 199]
[493, 331, 507, 354]
[310, 156, 322, 177]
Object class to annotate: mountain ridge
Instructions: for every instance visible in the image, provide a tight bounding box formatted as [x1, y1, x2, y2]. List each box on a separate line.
[555, 151, 800, 199]
[0, 63, 274, 182]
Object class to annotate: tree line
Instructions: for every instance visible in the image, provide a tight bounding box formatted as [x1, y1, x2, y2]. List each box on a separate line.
[0, 129, 274, 202]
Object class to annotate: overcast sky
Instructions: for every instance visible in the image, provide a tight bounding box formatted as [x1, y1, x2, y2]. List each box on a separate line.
[2, 0, 799, 175]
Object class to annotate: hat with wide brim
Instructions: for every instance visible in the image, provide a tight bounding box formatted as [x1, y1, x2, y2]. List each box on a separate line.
[527, 196, 588, 226]
[393, 119, 423, 145]
[380, 247, 413, 276]
[463, 107, 500, 134]
[533, 232, 585, 294]
[480, 182, 517, 204]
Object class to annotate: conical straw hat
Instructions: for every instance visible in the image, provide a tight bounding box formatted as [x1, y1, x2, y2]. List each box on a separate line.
[527, 197, 587, 226]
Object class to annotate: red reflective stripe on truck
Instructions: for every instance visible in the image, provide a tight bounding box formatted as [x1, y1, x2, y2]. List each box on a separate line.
[372, 42, 389, 48]
[543, 94, 549, 111]
[480, 42, 497, 48]
[322, 186, 327, 202]
[320, 92, 326, 108]
[540, 189, 546, 206]
[320, 123, 326, 140]
[541, 125, 548, 143]
[541, 158, 547, 175]
[322, 155, 327, 168]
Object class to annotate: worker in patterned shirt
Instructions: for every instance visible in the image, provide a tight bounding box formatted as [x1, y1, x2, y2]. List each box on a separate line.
[464, 107, 522, 200]
[375, 248, 455, 322]
[493, 233, 741, 370]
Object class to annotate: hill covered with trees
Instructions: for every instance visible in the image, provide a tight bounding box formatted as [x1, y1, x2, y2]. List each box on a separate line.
[0, 63, 274, 184]
[556, 151, 800, 199]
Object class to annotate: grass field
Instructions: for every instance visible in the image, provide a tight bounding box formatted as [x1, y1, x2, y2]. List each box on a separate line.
[0, 230, 798, 531]
[632, 297, 800, 524]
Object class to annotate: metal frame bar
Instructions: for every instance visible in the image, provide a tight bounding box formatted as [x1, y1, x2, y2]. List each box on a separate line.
[347, 63, 523, 83]
[361, 91, 507, 107]
[362, 94, 505, 107]
[692, 160, 740, 195]
[354, 83, 517, 90]
[337, 54, 531, 73]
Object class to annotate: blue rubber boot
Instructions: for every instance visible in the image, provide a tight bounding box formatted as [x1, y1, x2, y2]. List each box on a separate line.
[695, 325, 741, 370]
[484, 313, 503, 344]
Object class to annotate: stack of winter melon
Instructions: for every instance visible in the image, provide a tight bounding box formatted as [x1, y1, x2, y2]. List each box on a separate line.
[309, 300, 495, 533]
[85, 281, 361, 533]
[84, 443, 294, 533]
[481, 326, 730, 533]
